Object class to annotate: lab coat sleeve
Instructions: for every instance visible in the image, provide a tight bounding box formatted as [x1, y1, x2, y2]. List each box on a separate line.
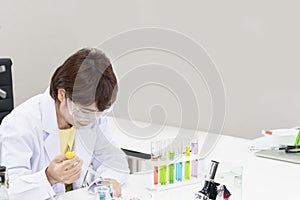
[92, 117, 129, 184]
[0, 119, 55, 200]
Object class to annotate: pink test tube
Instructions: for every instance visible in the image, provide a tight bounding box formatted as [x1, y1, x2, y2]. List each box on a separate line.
[191, 139, 198, 177]
[191, 160, 198, 177]
[191, 140, 198, 154]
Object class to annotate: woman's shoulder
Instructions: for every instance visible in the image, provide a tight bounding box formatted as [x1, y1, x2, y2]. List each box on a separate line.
[2, 92, 52, 124]
[11, 93, 46, 113]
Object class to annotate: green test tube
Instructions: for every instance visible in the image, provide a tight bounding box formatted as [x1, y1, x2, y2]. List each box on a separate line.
[168, 142, 175, 184]
[159, 165, 167, 185]
[168, 163, 174, 184]
[185, 161, 190, 180]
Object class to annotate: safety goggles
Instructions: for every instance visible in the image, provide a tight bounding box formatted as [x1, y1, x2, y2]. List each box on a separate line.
[67, 97, 113, 122]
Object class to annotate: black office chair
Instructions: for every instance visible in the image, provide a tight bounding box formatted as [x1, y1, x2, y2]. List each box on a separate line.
[0, 59, 13, 124]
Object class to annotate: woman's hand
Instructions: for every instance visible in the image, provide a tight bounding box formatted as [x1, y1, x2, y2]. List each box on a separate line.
[45, 154, 83, 185]
[102, 178, 122, 198]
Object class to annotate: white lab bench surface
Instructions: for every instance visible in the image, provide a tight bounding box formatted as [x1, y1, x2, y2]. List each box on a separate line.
[63, 117, 300, 200]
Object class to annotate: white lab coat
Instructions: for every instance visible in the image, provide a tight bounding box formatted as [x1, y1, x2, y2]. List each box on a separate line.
[0, 90, 129, 200]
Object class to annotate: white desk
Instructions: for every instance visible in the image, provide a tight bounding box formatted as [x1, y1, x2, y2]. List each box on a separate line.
[64, 118, 300, 199]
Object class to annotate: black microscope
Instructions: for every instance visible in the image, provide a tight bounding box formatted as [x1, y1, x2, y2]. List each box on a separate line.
[195, 160, 220, 200]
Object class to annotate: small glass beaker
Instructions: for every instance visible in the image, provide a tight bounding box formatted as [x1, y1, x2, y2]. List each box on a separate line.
[216, 165, 243, 200]
[94, 183, 113, 200]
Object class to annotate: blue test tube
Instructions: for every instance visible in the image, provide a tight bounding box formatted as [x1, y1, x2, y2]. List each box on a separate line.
[174, 139, 183, 182]
[176, 162, 183, 181]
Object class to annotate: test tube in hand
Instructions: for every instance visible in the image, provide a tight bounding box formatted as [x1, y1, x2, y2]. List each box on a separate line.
[66, 152, 75, 160]
[65, 152, 77, 169]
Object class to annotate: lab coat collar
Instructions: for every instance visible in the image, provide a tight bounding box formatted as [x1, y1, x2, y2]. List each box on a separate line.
[40, 90, 59, 136]
[40, 90, 60, 162]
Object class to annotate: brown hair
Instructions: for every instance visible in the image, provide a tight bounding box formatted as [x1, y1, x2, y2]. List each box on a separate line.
[50, 48, 118, 111]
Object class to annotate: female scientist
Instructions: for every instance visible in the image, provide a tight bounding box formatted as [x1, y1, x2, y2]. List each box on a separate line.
[0, 48, 129, 199]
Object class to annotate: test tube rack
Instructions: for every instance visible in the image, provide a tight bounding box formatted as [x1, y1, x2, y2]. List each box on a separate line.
[148, 138, 201, 191]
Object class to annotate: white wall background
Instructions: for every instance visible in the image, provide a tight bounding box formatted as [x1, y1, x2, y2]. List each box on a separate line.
[1, 0, 300, 139]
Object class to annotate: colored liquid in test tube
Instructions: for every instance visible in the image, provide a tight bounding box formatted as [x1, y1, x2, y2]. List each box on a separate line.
[95, 184, 112, 200]
[168, 142, 175, 184]
[191, 160, 198, 177]
[184, 137, 191, 157]
[168, 164, 174, 184]
[159, 165, 167, 185]
[191, 139, 198, 178]
[151, 141, 159, 185]
[185, 146, 190, 157]
[175, 138, 185, 182]
[154, 166, 158, 185]
[151, 141, 159, 161]
[176, 162, 183, 181]
[168, 150, 175, 160]
[191, 140, 198, 154]
[184, 139, 191, 180]
[185, 161, 190, 180]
